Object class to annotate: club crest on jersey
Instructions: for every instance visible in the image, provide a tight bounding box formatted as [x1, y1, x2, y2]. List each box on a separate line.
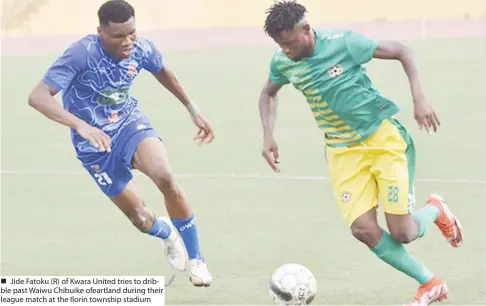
[127, 63, 138, 78]
[328, 64, 344, 78]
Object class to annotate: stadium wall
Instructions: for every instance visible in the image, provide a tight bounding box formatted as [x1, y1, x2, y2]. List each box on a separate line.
[2, 0, 485, 36]
[1, 0, 485, 55]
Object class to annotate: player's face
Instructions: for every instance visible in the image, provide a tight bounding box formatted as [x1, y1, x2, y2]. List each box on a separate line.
[98, 17, 137, 59]
[274, 24, 314, 61]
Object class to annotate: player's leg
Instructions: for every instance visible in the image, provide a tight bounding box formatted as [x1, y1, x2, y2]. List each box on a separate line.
[327, 145, 434, 280]
[379, 119, 463, 247]
[131, 136, 211, 287]
[327, 144, 436, 287]
[326, 144, 381, 247]
[107, 180, 187, 271]
[347, 204, 440, 288]
[377, 120, 437, 244]
[326, 122, 443, 302]
[375, 119, 456, 304]
[81, 153, 187, 271]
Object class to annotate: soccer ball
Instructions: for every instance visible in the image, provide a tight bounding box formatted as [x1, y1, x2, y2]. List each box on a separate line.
[269, 263, 317, 305]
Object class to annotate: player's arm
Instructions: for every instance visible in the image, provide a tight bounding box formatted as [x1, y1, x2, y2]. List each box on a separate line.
[345, 31, 440, 133]
[29, 83, 83, 128]
[259, 80, 283, 140]
[151, 67, 199, 117]
[259, 79, 284, 173]
[373, 41, 425, 105]
[151, 66, 214, 144]
[373, 41, 440, 132]
[28, 42, 111, 152]
[142, 39, 214, 144]
[259, 56, 289, 173]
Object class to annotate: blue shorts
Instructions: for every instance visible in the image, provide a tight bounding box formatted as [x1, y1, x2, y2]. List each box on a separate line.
[77, 115, 158, 197]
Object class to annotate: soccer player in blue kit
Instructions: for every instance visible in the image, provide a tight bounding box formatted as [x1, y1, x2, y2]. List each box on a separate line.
[28, 0, 213, 287]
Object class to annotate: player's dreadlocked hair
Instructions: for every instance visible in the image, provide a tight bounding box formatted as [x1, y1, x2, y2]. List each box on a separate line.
[98, 0, 135, 25]
[264, 0, 307, 38]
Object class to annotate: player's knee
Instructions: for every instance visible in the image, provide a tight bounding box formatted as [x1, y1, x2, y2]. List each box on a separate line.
[153, 171, 179, 195]
[351, 224, 381, 247]
[390, 229, 415, 244]
[129, 209, 153, 232]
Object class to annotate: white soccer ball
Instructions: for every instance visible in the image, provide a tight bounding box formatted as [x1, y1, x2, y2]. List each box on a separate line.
[269, 263, 317, 305]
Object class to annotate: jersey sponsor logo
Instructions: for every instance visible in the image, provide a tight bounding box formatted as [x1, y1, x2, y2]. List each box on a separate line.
[328, 64, 344, 78]
[97, 88, 130, 106]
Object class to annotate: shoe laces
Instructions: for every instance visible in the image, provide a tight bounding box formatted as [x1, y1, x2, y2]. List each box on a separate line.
[436, 217, 456, 238]
[414, 284, 429, 301]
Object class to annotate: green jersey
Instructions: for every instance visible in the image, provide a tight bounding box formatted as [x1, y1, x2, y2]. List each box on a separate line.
[269, 29, 400, 147]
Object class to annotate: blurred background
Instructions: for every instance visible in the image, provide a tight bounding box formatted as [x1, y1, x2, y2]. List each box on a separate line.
[2, 0, 485, 36]
[1, 1, 485, 305]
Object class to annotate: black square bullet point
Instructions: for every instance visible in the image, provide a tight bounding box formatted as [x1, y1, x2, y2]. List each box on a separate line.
[1, 279, 6, 284]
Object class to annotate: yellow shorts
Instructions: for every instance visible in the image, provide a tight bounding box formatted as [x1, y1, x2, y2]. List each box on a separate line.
[325, 119, 416, 227]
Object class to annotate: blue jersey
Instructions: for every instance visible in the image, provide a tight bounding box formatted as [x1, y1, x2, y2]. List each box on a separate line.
[43, 34, 163, 155]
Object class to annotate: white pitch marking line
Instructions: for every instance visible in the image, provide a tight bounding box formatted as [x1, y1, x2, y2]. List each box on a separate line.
[1, 170, 485, 184]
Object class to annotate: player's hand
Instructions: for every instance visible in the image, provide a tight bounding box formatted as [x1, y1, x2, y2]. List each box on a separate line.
[75, 122, 112, 152]
[191, 114, 215, 145]
[413, 97, 440, 134]
[262, 136, 280, 173]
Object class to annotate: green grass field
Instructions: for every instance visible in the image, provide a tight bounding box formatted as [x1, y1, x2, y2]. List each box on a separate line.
[1, 37, 485, 305]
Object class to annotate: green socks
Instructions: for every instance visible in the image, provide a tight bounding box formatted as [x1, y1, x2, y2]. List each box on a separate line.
[368, 204, 440, 284]
[371, 230, 433, 284]
[412, 204, 440, 238]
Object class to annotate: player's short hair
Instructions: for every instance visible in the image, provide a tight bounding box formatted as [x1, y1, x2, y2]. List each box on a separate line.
[98, 0, 135, 25]
[264, 0, 307, 38]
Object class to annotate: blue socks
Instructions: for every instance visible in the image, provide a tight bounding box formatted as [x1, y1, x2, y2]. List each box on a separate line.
[147, 217, 172, 239]
[146, 214, 203, 261]
[171, 215, 203, 260]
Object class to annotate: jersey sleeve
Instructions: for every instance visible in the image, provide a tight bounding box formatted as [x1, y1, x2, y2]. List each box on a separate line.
[344, 30, 378, 65]
[42, 41, 88, 92]
[268, 55, 290, 85]
[142, 39, 163, 73]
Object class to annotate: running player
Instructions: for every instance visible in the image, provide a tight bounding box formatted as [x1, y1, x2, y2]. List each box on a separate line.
[258, 1, 463, 304]
[28, 0, 212, 287]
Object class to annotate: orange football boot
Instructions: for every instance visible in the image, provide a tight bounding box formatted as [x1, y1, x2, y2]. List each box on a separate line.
[427, 194, 464, 247]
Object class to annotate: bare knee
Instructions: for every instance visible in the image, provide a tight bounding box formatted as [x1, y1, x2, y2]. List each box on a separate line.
[389, 228, 416, 244]
[351, 224, 382, 247]
[129, 208, 153, 232]
[152, 170, 180, 195]
[386, 214, 418, 244]
[350, 209, 382, 247]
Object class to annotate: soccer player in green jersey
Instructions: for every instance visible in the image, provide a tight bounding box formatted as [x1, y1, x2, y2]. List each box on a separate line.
[258, 1, 464, 305]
